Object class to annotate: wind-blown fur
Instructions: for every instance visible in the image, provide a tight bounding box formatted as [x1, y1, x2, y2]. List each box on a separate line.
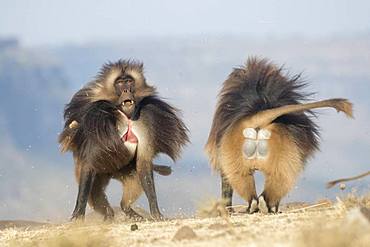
[60, 96, 188, 173]
[205, 57, 353, 213]
[133, 95, 189, 161]
[59, 60, 188, 220]
[206, 58, 319, 170]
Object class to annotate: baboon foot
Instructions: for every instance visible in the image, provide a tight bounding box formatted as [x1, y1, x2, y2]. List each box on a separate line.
[122, 207, 144, 221]
[70, 213, 85, 221]
[258, 194, 280, 214]
[103, 206, 115, 221]
[71, 206, 86, 221]
[224, 206, 235, 214]
[247, 198, 259, 214]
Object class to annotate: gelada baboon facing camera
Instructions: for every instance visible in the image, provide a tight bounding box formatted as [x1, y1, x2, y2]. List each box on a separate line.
[205, 57, 353, 213]
[59, 60, 189, 220]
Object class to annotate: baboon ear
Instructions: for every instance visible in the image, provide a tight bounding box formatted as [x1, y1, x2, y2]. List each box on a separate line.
[139, 63, 144, 71]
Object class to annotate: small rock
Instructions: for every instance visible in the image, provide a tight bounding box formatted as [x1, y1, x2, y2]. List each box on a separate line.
[208, 223, 227, 230]
[130, 224, 138, 231]
[339, 183, 346, 190]
[172, 226, 197, 241]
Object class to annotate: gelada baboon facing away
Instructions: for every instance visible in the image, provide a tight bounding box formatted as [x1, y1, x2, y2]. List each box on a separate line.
[59, 60, 189, 220]
[205, 57, 353, 213]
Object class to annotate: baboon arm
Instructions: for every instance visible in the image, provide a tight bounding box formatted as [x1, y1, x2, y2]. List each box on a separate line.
[256, 98, 353, 128]
[326, 171, 370, 188]
[221, 173, 233, 209]
[136, 158, 162, 220]
[71, 166, 96, 220]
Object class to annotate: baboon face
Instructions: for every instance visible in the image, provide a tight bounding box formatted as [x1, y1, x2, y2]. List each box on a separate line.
[114, 73, 137, 118]
[94, 61, 156, 118]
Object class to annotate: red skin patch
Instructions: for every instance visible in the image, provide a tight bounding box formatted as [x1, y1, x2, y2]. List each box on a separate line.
[122, 120, 138, 143]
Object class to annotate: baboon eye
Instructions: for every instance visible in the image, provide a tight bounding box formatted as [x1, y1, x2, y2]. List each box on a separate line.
[116, 79, 124, 85]
[116, 77, 134, 85]
[115, 79, 124, 95]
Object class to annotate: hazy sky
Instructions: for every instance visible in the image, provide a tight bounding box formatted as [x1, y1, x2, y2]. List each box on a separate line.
[1, 0, 370, 46]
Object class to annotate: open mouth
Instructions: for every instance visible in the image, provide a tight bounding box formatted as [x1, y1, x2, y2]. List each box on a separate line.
[123, 99, 134, 106]
[119, 99, 135, 118]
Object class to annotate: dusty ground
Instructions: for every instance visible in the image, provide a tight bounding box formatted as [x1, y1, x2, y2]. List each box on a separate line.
[1, 195, 369, 247]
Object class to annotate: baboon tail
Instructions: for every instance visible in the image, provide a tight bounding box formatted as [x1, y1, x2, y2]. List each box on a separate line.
[153, 164, 172, 176]
[254, 98, 353, 128]
[326, 170, 370, 189]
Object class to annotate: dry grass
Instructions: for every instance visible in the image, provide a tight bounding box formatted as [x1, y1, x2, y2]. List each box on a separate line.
[297, 207, 370, 247]
[341, 191, 370, 208]
[1, 195, 369, 247]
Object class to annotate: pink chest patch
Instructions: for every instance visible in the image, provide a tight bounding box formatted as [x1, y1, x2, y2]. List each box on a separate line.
[122, 120, 138, 143]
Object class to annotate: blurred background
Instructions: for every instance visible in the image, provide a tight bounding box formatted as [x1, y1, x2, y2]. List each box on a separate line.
[0, 0, 369, 221]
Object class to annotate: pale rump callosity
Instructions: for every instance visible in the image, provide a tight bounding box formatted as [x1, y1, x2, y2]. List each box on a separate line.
[205, 57, 353, 213]
[59, 60, 189, 221]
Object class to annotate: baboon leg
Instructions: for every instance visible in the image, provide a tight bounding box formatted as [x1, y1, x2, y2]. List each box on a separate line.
[137, 160, 162, 220]
[227, 172, 258, 213]
[88, 174, 114, 221]
[260, 170, 297, 214]
[71, 165, 96, 220]
[119, 174, 144, 220]
[221, 173, 233, 212]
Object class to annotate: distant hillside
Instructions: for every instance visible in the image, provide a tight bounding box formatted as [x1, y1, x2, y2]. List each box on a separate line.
[0, 38, 71, 156]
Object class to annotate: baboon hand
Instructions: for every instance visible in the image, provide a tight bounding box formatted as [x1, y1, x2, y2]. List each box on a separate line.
[70, 212, 85, 221]
[69, 120, 79, 129]
[150, 212, 164, 221]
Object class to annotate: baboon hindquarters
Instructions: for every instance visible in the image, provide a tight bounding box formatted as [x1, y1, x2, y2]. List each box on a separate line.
[219, 123, 303, 213]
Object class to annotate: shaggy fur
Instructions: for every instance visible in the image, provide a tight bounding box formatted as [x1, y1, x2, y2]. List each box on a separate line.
[205, 57, 353, 213]
[59, 60, 189, 220]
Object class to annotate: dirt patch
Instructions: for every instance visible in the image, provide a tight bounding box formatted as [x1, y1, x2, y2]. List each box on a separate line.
[0, 221, 49, 230]
[172, 226, 197, 241]
[0, 197, 369, 247]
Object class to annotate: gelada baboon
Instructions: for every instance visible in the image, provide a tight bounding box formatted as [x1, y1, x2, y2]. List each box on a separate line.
[205, 57, 353, 213]
[59, 60, 189, 220]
